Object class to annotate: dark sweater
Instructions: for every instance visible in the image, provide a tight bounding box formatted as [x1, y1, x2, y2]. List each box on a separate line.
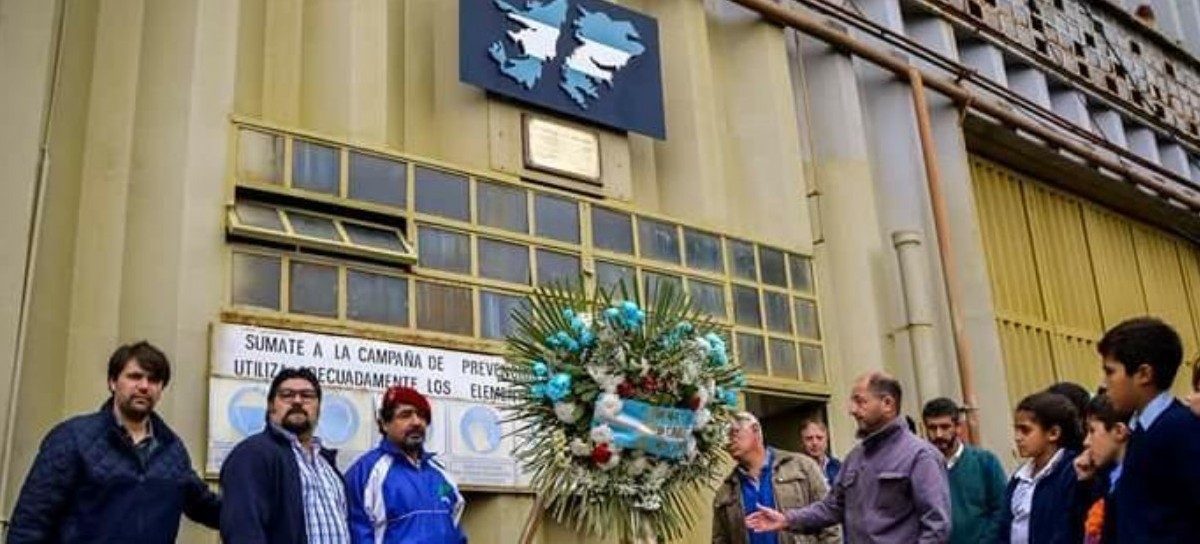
[219, 424, 342, 544]
[947, 445, 1007, 544]
[7, 401, 220, 543]
[1112, 400, 1200, 544]
[1001, 449, 1088, 544]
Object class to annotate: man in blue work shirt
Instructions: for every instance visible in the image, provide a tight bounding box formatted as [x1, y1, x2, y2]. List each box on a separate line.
[345, 386, 466, 544]
[712, 412, 839, 544]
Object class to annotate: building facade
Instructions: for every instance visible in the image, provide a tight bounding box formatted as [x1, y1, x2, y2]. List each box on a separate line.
[1, 0, 1199, 542]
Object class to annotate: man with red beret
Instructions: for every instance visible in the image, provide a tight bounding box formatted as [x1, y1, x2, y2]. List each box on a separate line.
[344, 386, 467, 543]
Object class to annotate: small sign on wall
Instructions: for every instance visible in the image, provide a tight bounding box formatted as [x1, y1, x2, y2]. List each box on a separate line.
[524, 115, 602, 183]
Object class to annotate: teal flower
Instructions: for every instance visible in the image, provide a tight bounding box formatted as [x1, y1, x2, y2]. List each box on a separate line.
[546, 373, 572, 402]
[532, 361, 549, 378]
[531, 384, 547, 399]
[721, 389, 738, 406]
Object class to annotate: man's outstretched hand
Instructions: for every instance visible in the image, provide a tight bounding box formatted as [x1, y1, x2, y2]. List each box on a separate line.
[744, 505, 788, 533]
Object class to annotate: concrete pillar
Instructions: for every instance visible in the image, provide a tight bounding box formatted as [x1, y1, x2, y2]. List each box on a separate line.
[1008, 66, 1052, 109]
[959, 41, 1008, 86]
[262, 0, 302, 125]
[636, 0, 729, 225]
[1127, 126, 1161, 164]
[1149, 0, 1184, 42]
[794, 31, 891, 453]
[1178, 0, 1200, 57]
[1158, 142, 1190, 178]
[1050, 88, 1093, 132]
[0, 0, 62, 516]
[1092, 110, 1129, 149]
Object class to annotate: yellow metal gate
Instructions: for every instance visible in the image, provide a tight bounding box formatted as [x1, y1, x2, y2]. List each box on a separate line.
[971, 156, 1200, 404]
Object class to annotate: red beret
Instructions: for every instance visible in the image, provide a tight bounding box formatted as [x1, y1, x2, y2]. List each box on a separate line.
[382, 386, 431, 421]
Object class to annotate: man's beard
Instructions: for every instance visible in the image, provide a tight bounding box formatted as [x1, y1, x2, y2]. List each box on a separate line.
[117, 396, 153, 422]
[282, 408, 313, 434]
[399, 431, 425, 453]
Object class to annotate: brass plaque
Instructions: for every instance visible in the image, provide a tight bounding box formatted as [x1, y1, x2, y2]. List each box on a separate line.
[523, 116, 601, 183]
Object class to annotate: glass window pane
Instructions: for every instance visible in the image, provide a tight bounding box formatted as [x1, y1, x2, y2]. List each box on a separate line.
[790, 254, 814, 293]
[801, 345, 826, 383]
[759, 247, 787, 288]
[347, 270, 408, 326]
[729, 239, 757, 281]
[287, 212, 340, 241]
[764, 291, 793, 334]
[592, 207, 633, 254]
[685, 229, 723, 273]
[477, 181, 528, 234]
[736, 333, 767, 375]
[292, 140, 339, 195]
[238, 130, 283, 184]
[289, 261, 338, 317]
[416, 281, 473, 335]
[733, 285, 762, 328]
[344, 222, 405, 253]
[418, 226, 470, 274]
[232, 252, 280, 309]
[349, 152, 406, 207]
[235, 202, 284, 231]
[596, 261, 636, 295]
[769, 339, 800, 380]
[478, 238, 530, 284]
[688, 279, 726, 319]
[643, 272, 682, 304]
[480, 291, 527, 340]
[534, 194, 580, 243]
[795, 298, 821, 339]
[637, 218, 680, 264]
[535, 250, 580, 287]
[415, 167, 469, 221]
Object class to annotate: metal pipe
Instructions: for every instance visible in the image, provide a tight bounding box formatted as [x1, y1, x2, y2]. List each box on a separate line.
[891, 231, 943, 410]
[725, 0, 1200, 214]
[908, 70, 981, 445]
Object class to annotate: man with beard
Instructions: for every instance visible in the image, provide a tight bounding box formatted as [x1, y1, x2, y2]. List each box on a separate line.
[220, 367, 350, 544]
[921, 397, 1006, 544]
[7, 341, 220, 543]
[345, 386, 466, 544]
[745, 372, 951, 543]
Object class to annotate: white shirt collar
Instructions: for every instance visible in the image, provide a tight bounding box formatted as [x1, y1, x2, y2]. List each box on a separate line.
[1015, 448, 1065, 484]
[1133, 391, 1175, 431]
[946, 441, 965, 470]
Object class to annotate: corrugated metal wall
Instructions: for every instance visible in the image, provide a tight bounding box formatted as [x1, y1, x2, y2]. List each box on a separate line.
[971, 156, 1200, 404]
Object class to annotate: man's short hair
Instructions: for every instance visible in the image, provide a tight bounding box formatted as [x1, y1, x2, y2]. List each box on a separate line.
[801, 419, 828, 435]
[922, 397, 960, 422]
[267, 367, 322, 403]
[865, 373, 903, 408]
[1097, 317, 1183, 391]
[732, 411, 761, 433]
[107, 341, 171, 386]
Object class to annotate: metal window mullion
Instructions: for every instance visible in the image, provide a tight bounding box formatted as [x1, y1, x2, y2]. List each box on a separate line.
[283, 135, 294, 189]
[339, 146, 349, 198]
[338, 265, 348, 321]
[280, 254, 292, 313]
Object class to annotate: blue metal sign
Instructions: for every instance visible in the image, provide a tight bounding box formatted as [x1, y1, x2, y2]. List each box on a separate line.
[460, 0, 666, 139]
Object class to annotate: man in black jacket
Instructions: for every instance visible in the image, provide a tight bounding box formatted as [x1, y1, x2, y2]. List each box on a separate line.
[7, 341, 221, 543]
[220, 367, 350, 544]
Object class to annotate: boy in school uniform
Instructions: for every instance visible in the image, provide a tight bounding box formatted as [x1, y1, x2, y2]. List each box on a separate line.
[1098, 317, 1200, 544]
[1072, 392, 1129, 544]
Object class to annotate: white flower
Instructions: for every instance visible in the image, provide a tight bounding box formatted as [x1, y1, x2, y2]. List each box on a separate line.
[578, 312, 594, 327]
[587, 367, 623, 393]
[599, 450, 621, 470]
[694, 387, 710, 411]
[554, 402, 581, 423]
[595, 393, 623, 419]
[629, 456, 651, 475]
[569, 438, 592, 457]
[685, 438, 698, 460]
[693, 408, 712, 429]
[590, 424, 614, 444]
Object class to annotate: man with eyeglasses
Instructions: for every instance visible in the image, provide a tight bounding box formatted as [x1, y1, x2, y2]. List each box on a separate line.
[220, 367, 350, 544]
[345, 385, 466, 543]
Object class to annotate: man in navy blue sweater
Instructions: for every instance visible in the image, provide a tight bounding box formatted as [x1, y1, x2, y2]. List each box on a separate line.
[1098, 317, 1200, 544]
[7, 341, 220, 543]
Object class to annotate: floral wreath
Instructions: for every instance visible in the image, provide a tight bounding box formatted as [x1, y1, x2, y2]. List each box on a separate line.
[503, 282, 745, 540]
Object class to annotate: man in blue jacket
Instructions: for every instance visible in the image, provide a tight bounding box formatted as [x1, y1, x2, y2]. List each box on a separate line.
[1098, 317, 1200, 544]
[220, 367, 350, 544]
[7, 341, 220, 543]
[345, 385, 466, 544]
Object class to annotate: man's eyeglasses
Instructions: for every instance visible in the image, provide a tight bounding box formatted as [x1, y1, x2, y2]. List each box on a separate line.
[277, 389, 319, 402]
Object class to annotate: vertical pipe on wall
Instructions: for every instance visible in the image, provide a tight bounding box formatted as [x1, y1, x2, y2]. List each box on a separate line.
[892, 231, 943, 407]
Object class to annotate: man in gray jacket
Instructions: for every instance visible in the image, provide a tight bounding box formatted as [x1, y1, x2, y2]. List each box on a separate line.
[745, 372, 951, 543]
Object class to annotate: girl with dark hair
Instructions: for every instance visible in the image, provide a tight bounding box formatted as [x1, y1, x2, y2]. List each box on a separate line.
[1001, 392, 1087, 544]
